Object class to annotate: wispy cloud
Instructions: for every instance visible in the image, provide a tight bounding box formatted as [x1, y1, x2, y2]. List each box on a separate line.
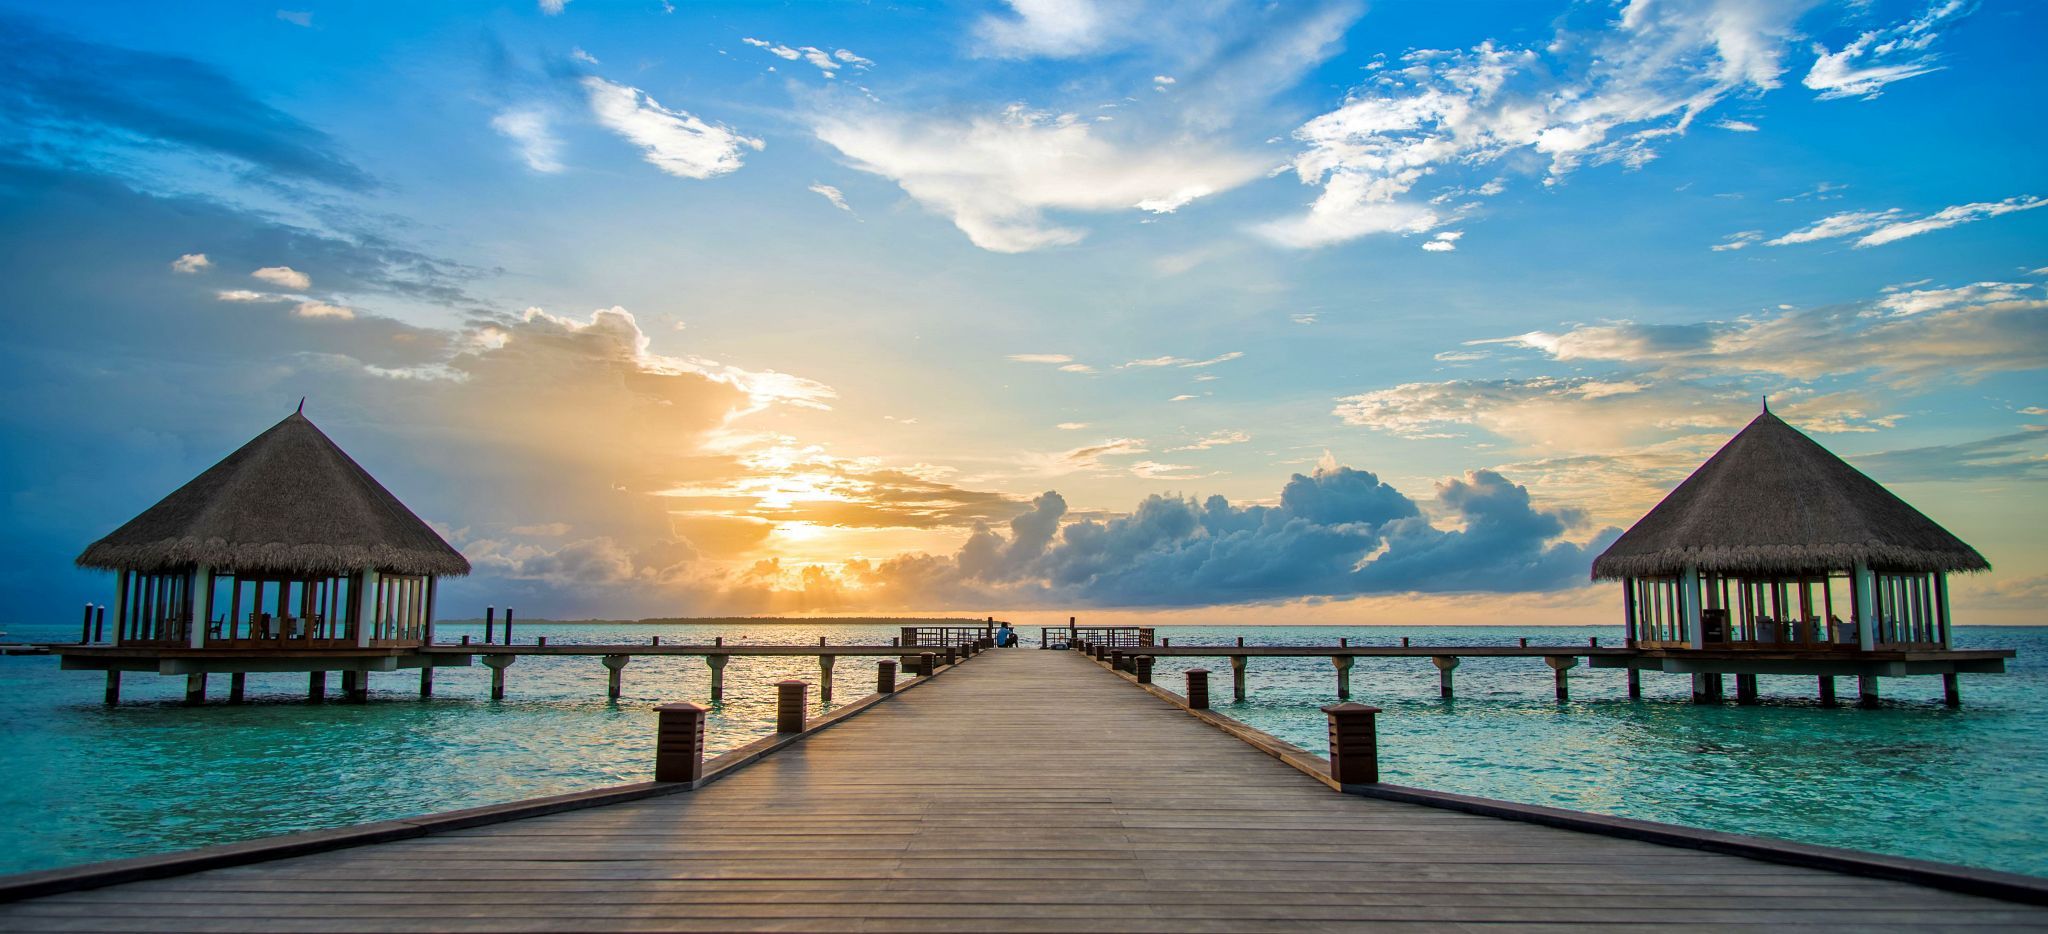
[1170, 429, 1249, 451]
[1804, 0, 1976, 100]
[276, 10, 311, 27]
[252, 265, 310, 290]
[808, 182, 852, 211]
[1009, 353, 1074, 364]
[170, 253, 210, 273]
[741, 37, 871, 77]
[1711, 230, 1764, 252]
[583, 77, 762, 180]
[492, 107, 564, 173]
[1767, 196, 2046, 248]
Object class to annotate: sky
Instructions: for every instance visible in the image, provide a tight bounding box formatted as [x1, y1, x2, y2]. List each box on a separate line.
[0, 0, 2042, 627]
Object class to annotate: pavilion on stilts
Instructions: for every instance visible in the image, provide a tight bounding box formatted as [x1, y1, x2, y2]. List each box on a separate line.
[1589, 403, 2011, 707]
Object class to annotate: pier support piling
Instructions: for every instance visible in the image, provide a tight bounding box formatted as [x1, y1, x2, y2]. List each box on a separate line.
[1818, 676, 1837, 707]
[776, 680, 808, 733]
[1943, 672, 1961, 708]
[877, 660, 896, 694]
[1431, 655, 1458, 699]
[419, 666, 434, 699]
[1323, 703, 1383, 787]
[654, 702, 708, 784]
[228, 673, 246, 704]
[1185, 668, 1211, 710]
[1544, 656, 1576, 702]
[1230, 655, 1248, 703]
[1331, 655, 1354, 700]
[308, 671, 326, 702]
[481, 655, 514, 701]
[706, 655, 728, 702]
[1626, 668, 1642, 700]
[818, 655, 835, 704]
[184, 673, 207, 705]
[1858, 674, 1880, 709]
[103, 671, 120, 705]
[602, 655, 630, 701]
[1735, 674, 1759, 705]
[342, 670, 369, 703]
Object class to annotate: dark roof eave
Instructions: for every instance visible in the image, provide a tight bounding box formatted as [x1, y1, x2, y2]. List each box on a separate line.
[76, 539, 472, 578]
[1590, 543, 1990, 580]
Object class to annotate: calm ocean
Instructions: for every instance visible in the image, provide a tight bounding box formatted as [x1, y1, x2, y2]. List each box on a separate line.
[2, 621, 2043, 879]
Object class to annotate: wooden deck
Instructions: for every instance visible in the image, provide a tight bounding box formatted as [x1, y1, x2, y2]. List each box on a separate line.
[5, 649, 2044, 932]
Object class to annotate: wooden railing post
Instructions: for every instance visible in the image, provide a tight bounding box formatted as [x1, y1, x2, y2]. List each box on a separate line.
[1322, 703, 1383, 787]
[1185, 668, 1210, 710]
[1135, 655, 1154, 684]
[654, 702, 707, 783]
[777, 680, 808, 733]
[877, 660, 897, 694]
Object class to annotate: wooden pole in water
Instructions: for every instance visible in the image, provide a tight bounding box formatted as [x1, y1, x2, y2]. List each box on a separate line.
[1943, 672, 1961, 707]
[343, 669, 369, 703]
[1544, 656, 1575, 702]
[504, 608, 514, 645]
[1626, 668, 1642, 699]
[308, 671, 326, 702]
[485, 606, 495, 644]
[419, 665, 434, 698]
[104, 671, 121, 705]
[1230, 655, 1247, 702]
[1735, 674, 1759, 704]
[818, 655, 835, 704]
[95, 604, 106, 643]
[1818, 676, 1837, 707]
[1858, 674, 1880, 708]
[228, 673, 246, 704]
[81, 603, 92, 643]
[706, 655, 727, 702]
[1431, 655, 1457, 698]
[602, 655, 630, 700]
[1331, 655, 1354, 699]
[185, 673, 207, 705]
[482, 656, 513, 700]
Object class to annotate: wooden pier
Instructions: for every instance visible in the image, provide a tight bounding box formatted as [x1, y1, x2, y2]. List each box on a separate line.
[4, 648, 2043, 931]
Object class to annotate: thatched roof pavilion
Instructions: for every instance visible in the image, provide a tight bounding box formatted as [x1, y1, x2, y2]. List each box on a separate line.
[78, 409, 465, 654]
[78, 411, 468, 578]
[1593, 409, 1988, 580]
[1593, 407, 1986, 665]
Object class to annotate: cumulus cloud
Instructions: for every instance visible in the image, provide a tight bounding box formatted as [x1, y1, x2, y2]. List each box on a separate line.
[1767, 197, 2046, 248]
[814, 105, 1266, 252]
[845, 465, 1612, 606]
[294, 300, 353, 320]
[170, 253, 210, 273]
[1804, 0, 1975, 100]
[492, 107, 564, 173]
[1260, 0, 1816, 248]
[583, 76, 762, 180]
[1421, 231, 1462, 252]
[251, 265, 311, 289]
[808, 183, 852, 211]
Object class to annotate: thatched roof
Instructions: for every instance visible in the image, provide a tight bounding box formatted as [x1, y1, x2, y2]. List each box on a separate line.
[77, 411, 470, 577]
[1592, 410, 1987, 579]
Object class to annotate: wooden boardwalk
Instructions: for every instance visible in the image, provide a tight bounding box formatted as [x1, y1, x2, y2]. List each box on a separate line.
[5, 650, 2045, 932]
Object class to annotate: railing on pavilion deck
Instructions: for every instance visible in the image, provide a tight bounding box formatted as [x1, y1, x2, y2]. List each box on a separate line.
[112, 568, 437, 650]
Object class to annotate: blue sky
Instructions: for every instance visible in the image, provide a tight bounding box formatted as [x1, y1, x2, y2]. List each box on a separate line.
[1, 0, 2042, 625]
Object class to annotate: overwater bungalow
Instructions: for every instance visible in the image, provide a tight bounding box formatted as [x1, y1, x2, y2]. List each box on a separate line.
[59, 408, 470, 702]
[1590, 406, 2011, 705]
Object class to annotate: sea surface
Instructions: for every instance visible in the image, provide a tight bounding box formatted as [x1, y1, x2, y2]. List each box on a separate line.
[1, 621, 2043, 878]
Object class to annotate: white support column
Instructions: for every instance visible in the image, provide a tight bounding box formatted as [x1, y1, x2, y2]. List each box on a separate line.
[1936, 573, 1952, 649]
[189, 565, 213, 649]
[1681, 565, 1704, 650]
[354, 567, 378, 647]
[1853, 560, 1877, 651]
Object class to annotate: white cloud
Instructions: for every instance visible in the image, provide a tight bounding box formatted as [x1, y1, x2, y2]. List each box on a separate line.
[1714, 118, 1759, 131]
[742, 37, 866, 77]
[1261, 1, 1811, 248]
[583, 76, 762, 180]
[295, 300, 354, 320]
[1874, 281, 2036, 317]
[1056, 422, 1089, 430]
[808, 183, 852, 212]
[170, 253, 210, 273]
[215, 289, 276, 302]
[538, 0, 568, 14]
[1769, 197, 2046, 248]
[1168, 394, 1197, 402]
[1712, 230, 1764, 251]
[276, 10, 312, 27]
[1181, 351, 1243, 368]
[1805, 0, 1974, 100]
[973, 0, 1124, 59]
[814, 105, 1265, 252]
[1010, 353, 1074, 364]
[491, 107, 564, 173]
[1058, 363, 1095, 373]
[1153, 74, 1176, 92]
[570, 47, 599, 65]
[1129, 460, 1199, 479]
[1170, 429, 1249, 451]
[1290, 312, 1319, 324]
[1422, 230, 1462, 252]
[251, 265, 310, 289]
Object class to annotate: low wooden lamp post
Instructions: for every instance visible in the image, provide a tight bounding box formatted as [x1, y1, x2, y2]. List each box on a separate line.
[1322, 702, 1384, 788]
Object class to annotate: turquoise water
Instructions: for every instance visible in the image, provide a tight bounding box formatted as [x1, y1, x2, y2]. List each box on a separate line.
[1, 621, 2043, 878]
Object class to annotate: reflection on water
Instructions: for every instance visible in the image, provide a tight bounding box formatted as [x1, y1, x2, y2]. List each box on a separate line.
[1, 622, 2043, 878]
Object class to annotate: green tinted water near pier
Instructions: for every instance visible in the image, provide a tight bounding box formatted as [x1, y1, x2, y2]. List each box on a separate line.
[1, 622, 2042, 878]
